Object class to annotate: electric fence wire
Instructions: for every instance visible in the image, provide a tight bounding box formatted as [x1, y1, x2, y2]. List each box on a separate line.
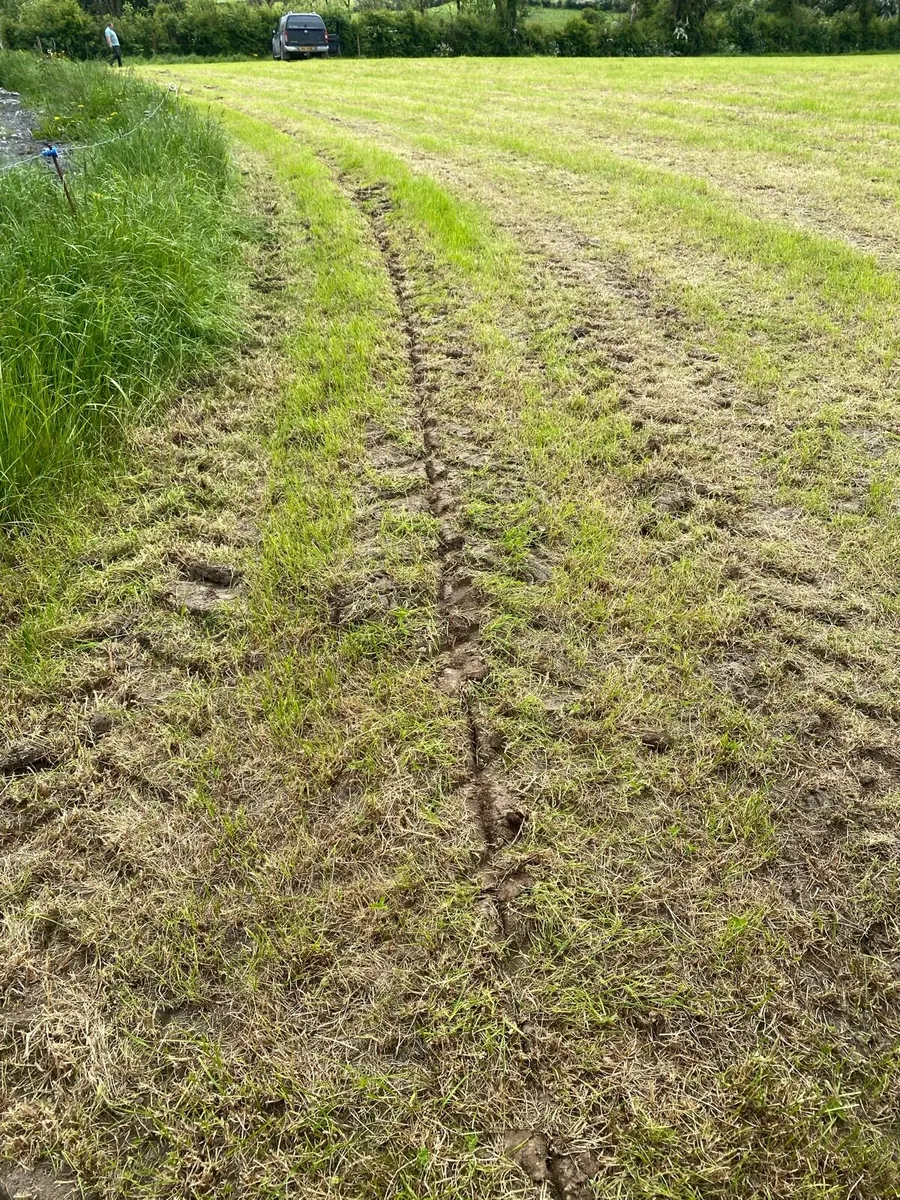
[0, 84, 176, 178]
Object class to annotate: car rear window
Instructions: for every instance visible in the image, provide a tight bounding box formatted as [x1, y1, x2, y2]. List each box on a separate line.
[286, 15, 323, 27]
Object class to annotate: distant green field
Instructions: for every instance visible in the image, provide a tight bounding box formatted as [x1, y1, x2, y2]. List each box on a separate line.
[426, 2, 609, 25]
[529, 5, 583, 25]
[523, 4, 612, 26]
[424, 1, 609, 25]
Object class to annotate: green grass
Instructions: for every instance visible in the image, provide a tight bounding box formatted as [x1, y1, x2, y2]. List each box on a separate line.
[521, 5, 611, 27]
[2, 53, 900, 1200]
[0, 54, 240, 526]
[145, 56, 900, 1196]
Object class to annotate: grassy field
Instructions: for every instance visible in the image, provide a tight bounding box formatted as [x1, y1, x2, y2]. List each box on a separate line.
[520, 6, 610, 28]
[2, 54, 900, 1200]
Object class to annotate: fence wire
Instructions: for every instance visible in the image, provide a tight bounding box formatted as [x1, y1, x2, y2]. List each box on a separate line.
[0, 85, 176, 178]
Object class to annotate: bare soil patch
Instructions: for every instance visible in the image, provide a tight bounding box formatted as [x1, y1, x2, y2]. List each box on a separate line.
[0, 87, 39, 166]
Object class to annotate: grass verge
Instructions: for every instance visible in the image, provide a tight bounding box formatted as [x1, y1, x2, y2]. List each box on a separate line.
[0, 53, 240, 526]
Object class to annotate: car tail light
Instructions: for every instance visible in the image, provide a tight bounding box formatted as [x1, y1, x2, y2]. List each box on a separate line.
[324, 31, 329, 41]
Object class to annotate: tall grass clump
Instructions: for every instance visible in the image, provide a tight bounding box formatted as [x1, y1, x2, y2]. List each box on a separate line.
[0, 53, 240, 525]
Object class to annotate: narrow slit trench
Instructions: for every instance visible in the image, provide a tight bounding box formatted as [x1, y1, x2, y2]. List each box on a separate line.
[353, 185, 510, 917]
[341, 176, 594, 1200]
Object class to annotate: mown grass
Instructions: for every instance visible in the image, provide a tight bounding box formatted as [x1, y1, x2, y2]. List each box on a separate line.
[2, 53, 898, 1200]
[135, 58, 900, 1197]
[167, 55, 900, 578]
[0, 54, 240, 526]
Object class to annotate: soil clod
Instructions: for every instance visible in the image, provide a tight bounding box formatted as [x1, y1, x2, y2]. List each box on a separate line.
[85, 710, 114, 741]
[639, 730, 674, 753]
[0, 743, 55, 776]
[182, 560, 240, 587]
[0, 1164, 75, 1200]
[549, 1149, 603, 1200]
[504, 1130, 550, 1184]
[169, 579, 237, 615]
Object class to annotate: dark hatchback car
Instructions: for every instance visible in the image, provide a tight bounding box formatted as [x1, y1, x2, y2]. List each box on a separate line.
[271, 12, 329, 59]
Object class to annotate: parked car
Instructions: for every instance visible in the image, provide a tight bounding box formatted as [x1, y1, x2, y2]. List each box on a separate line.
[271, 12, 329, 60]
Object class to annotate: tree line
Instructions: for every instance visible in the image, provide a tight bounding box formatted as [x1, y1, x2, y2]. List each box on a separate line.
[2, 0, 898, 60]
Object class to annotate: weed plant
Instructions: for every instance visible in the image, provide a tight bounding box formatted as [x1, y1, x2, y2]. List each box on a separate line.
[0, 53, 239, 525]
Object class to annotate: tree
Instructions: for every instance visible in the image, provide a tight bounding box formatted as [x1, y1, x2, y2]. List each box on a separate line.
[494, 0, 517, 32]
[640, 0, 712, 46]
[852, 0, 876, 36]
[13, 0, 97, 54]
[672, 0, 711, 20]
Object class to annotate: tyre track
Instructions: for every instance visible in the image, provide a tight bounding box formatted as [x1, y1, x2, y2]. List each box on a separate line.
[344, 176, 598, 1200]
[0, 165, 287, 1200]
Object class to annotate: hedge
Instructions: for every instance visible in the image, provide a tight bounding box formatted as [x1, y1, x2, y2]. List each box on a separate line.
[3, 0, 900, 60]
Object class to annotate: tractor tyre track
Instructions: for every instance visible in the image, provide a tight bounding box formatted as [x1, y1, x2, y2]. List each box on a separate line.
[321, 137, 900, 1187]
[0, 162, 291, 1200]
[344, 176, 598, 1200]
[324, 138, 900, 877]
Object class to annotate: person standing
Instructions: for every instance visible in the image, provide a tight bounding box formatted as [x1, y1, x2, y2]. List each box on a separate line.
[104, 22, 122, 67]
